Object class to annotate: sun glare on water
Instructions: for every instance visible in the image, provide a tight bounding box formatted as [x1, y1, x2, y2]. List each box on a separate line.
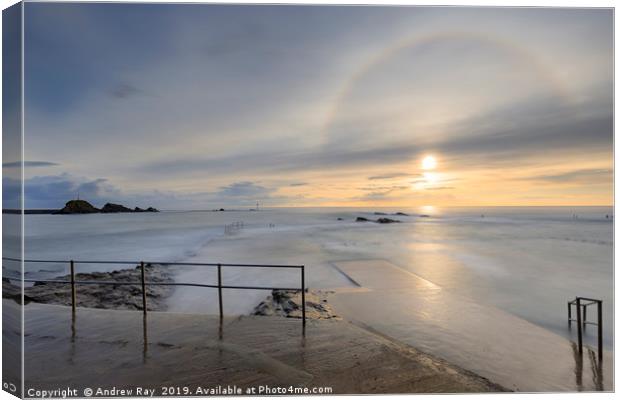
[422, 155, 437, 170]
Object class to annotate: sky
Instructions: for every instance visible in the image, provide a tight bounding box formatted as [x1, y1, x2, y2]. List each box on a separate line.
[4, 4, 613, 209]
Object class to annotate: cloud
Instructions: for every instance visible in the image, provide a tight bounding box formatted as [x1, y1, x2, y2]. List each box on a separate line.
[2, 174, 121, 209]
[425, 186, 454, 190]
[360, 190, 394, 201]
[521, 168, 612, 184]
[216, 181, 273, 197]
[358, 185, 410, 191]
[110, 82, 143, 99]
[138, 95, 612, 181]
[3, 161, 59, 168]
[368, 173, 416, 180]
[19, 5, 613, 206]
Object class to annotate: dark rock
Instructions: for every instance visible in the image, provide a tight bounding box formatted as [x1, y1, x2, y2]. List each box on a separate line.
[356, 217, 370, 222]
[395, 212, 409, 216]
[101, 203, 133, 213]
[419, 214, 431, 218]
[53, 200, 100, 214]
[7, 264, 174, 311]
[374, 212, 388, 215]
[376, 218, 400, 224]
[337, 217, 344, 221]
[252, 289, 338, 320]
[219, 208, 225, 211]
[134, 207, 145, 212]
[145, 207, 159, 212]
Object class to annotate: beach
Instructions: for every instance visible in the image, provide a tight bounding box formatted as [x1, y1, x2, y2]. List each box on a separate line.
[14, 300, 504, 395]
[7, 206, 614, 392]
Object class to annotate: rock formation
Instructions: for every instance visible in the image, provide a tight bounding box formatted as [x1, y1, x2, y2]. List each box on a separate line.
[252, 289, 339, 319]
[52, 199, 159, 214]
[101, 203, 133, 213]
[3, 264, 172, 311]
[376, 217, 401, 224]
[53, 200, 100, 214]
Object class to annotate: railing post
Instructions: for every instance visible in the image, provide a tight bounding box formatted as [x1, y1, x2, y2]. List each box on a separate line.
[301, 265, 306, 326]
[140, 261, 147, 314]
[70, 260, 76, 312]
[597, 300, 603, 361]
[568, 301, 572, 326]
[576, 297, 583, 354]
[582, 304, 587, 329]
[217, 263, 223, 320]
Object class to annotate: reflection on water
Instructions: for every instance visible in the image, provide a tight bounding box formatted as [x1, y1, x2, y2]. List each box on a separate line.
[143, 315, 148, 364]
[587, 347, 604, 391]
[330, 259, 613, 392]
[571, 342, 604, 391]
[70, 312, 76, 366]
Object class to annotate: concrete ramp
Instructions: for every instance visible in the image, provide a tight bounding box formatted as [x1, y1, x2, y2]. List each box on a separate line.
[334, 259, 441, 290]
[16, 300, 502, 394]
[330, 260, 613, 392]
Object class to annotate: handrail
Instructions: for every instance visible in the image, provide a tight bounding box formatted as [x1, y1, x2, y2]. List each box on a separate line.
[3, 257, 307, 325]
[2, 256, 303, 269]
[568, 296, 602, 361]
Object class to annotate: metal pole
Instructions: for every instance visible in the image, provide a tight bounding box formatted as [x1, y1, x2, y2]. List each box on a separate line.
[583, 304, 587, 329]
[301, 265, 306, 326]
[598, 300, 603, 361]
[70, 260, 76, 312]
[140, 261, 147, 314]
[218, 264, 223, 320]
[576, 297, 583, 354]
[568, 301, 572, 326]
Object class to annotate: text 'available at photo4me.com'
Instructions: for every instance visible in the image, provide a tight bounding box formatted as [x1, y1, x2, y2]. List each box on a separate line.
[26, 385, 335, 398]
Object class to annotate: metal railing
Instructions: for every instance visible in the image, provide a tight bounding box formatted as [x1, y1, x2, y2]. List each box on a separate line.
[568, 296, 602, 360]
[2, 257, 306, 325]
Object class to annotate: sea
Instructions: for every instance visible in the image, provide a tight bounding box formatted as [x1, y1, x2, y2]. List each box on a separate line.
[3, 206, 613, 350]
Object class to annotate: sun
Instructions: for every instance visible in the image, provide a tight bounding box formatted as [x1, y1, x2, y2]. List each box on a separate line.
[422, 155, 437, 170]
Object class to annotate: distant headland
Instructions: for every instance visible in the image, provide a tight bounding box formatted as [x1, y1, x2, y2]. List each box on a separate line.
[3, 199, 159, 215]
[54, 199, 159, 214]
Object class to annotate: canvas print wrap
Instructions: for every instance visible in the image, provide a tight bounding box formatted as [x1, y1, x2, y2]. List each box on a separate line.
[1, 2, 614, 397]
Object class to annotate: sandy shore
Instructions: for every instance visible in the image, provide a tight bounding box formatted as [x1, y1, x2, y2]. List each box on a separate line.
[13, 300, 504, 395]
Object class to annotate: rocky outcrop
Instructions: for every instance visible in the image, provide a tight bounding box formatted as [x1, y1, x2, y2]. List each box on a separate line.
[252, 289, 339, 320]
[3, 264, 173, 311]
[101, 203, 133, 213]
[134, 206, 160, 213]
[53, 200, 100, 214]
[53, 199, 159, 214]
[356, 216, 400, 223]
[376, 218, 400, 224]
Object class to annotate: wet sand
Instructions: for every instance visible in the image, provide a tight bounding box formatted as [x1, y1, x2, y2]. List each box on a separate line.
[329, 259, 613, 392]
[14, 300, 503, 395]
